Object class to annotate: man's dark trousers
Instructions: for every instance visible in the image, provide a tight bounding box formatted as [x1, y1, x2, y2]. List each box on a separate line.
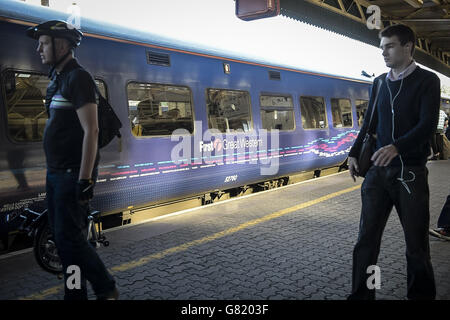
[349, 165, 436, 300]
[46, 168, 115, 300]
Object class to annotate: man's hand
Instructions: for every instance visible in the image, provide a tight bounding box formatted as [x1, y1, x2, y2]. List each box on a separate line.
[371, 144, 399, 167]
[76, 178, 94, 204]
[348, 157, 359, 182]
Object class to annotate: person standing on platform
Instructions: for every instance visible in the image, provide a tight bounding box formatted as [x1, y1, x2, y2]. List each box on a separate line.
[445, 117, 450, 140]
[434, 109, 448, 159]
[347, 24, 440, 300]
[26, 20, 118, 300]
[442, 117, 450, 159]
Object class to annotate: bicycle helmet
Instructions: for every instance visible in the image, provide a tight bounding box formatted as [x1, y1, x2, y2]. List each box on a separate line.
[26, 20, 82, 47]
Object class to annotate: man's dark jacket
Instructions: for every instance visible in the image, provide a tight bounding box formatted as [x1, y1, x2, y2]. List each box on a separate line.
[349, 66, 440, 167]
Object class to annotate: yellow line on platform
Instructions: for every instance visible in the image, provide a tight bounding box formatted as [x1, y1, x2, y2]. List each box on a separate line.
[21, 183, 361, 300]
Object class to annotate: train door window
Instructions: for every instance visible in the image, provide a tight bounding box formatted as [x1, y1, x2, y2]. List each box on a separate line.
[2, 71, 49, 142]
[331, 98, 353, 128]
[126, 82, 194, 137]
[206, 89, 252, 133]
[260, 94, 295, 131]
[299, 96, 327, 129]
[356, 99, 369, 127]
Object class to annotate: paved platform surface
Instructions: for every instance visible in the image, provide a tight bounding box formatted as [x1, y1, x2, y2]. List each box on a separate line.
[0, 160, 449, 300]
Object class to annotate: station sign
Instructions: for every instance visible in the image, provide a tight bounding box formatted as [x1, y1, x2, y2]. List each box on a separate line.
[236, 0, 280, 21]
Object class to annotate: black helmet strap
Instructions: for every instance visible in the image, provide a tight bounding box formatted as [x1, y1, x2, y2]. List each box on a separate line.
[48, 36, 73, 78]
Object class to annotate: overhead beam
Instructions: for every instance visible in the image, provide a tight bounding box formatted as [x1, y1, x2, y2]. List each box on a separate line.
[426, 31, 450, 38]
[336, 0, 346, 11]
[405, 4, 450, 19]
[354, 0, 367, 23]
[403, 0, 424, 8]
[356, 0, 383, 8]
[302, 0, 362, 22]
[397, 18, 450, 21]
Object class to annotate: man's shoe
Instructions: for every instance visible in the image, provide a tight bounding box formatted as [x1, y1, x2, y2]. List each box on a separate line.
[97, 287, 119, 300]
[429, 228, 450, 241]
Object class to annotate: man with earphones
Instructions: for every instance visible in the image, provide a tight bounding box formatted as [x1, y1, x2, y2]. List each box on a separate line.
[347, 24, 440, 300]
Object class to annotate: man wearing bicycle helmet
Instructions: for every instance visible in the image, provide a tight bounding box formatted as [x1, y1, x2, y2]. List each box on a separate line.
[27, 20, 118, 300]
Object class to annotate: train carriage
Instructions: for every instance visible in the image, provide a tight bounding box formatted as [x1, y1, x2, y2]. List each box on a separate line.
[0, 1, 372, 245]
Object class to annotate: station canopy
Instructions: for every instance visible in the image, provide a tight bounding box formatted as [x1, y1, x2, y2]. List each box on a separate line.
[237, 0, 450, 77]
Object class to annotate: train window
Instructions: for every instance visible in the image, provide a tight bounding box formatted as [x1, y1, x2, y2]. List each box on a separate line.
[206, 89, 252, 133]
[331, 98, 353, 128]
[299, 96, 328, 129]
[356, 100, 369, 127]
[260, 95, 295, 131]
[3, 71, 49, 142]
[127, 82, 194, 136]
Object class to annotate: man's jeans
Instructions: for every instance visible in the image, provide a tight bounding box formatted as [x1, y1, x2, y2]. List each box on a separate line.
[349, 165, 436, 300]
[46, 168, 115, 300]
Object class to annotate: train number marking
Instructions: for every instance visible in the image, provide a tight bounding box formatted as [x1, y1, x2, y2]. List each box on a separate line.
[224, 175, 238, 183]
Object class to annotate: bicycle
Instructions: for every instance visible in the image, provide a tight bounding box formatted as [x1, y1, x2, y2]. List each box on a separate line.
[19, 208, 109, 277]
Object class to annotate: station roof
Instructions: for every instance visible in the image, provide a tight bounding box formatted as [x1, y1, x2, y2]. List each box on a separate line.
[280, 0, 450, 77]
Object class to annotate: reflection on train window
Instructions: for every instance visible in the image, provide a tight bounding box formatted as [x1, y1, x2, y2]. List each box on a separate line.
[356, 100, 369, 127]
[331, 98, 353, 128]
[299, 96, 328, 129]
[260, 95, 295, 131]
[206, 89, 252, 133]
[3, 71, 49, 142]
[127, 82, 194, 136]
[95, 79, 107, 99]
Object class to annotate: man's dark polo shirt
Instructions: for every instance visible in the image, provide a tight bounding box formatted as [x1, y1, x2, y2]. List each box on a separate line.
[44, 58, 98, 170]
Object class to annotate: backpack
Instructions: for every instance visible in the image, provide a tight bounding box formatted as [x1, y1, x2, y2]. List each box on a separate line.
[95, 86, 122, 150]
[46, 65, 122, 150]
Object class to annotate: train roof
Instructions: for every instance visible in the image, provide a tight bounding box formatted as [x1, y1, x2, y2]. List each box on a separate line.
[0, 0, 372, 84]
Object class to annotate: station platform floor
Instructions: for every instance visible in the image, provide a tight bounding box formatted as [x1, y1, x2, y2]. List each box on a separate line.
[0, 160, 449, 301]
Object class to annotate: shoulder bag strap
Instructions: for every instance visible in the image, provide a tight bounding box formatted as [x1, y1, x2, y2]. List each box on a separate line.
[366, 78, 383, 135]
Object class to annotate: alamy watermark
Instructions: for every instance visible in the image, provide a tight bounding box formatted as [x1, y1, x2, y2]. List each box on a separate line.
[66, 265, 81, 290]
[170, 121, 280, 176]
[366, 265, 381, 290]
[366, 5, 382, 30]
[66, 3, 81, 30]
